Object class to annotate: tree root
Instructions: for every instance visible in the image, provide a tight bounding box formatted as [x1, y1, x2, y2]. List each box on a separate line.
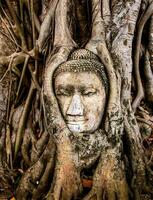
[16, 160, 45, 199]
[132, 1, 153, 111]
[15, 55, 30, 103]
[144, 50, 153, 102]
[0, 50, 35, 80]
[21, 128, 31, 166]
[16, 135, 56, 200]
[31, 131, 50, 164]
[109, 0, 149, 198]
[124, 109, 147, 200]
[5, 0, 27, 49]
[21, 124, 50, 166]
[31, 147, 55, 199]
[148, 14, 153, 70]
[46, 135, 82, 200]
[37, 0, 59, 51]
[0, 165, 15, 199]
[14, 82, 36, 159]
[83, 149, 129, 200]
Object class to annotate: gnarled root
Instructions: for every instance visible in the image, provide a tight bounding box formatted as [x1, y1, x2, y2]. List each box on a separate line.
[132, 1, 153, 111]
[31, 159, 55, 200]
[83, 149, 129, 200]
[144, 50, 153, 102]
[46, 162, 82, 200]
[21, 129, 50, 166]
[46, 134, 82, 200]
[16, 135, 56, 200]
[21, 128, 31, 166]
[123, 107, 148, 199]
[30, 131, 50, 165]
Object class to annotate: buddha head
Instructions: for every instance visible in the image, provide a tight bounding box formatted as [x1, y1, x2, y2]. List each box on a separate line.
[53, 49, 108, 134]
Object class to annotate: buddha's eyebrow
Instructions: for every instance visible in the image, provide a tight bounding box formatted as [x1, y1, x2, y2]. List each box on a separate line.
[78, 85, 96, 91]
[56, 84, 74, 91]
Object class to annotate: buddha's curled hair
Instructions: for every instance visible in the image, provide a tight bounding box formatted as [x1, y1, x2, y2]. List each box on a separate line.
[53, 49, 109, 95]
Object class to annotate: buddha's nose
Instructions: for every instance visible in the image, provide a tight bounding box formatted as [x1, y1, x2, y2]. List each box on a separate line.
[67, 94, 84, 116]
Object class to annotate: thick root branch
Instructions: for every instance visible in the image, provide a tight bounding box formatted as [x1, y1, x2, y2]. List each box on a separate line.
[16, 135, 56, 199]
[31, 148, 55, 199]
[46, 133, 82, 200]
[132, 2, 153, 111]
[21, 129, 31, 166]
[83, 149, 129, 200]
[144, 50, 153, 102]
[124, 108, 146, 199]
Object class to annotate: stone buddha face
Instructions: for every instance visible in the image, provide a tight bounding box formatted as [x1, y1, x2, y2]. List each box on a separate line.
[54, 71, 106, 134]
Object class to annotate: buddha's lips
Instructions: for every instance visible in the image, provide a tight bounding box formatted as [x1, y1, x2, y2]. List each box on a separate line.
[66, 119, 86, 124]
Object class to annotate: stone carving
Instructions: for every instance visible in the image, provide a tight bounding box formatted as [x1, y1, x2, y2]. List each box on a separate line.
[53, 48, 109, 168]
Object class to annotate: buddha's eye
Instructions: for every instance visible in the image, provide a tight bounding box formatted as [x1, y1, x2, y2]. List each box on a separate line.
[82, 89, 97, 97]
[56, 89, 71, 97]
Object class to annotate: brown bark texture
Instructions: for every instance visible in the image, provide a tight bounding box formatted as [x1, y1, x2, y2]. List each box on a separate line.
[0, 0, 153, 200]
